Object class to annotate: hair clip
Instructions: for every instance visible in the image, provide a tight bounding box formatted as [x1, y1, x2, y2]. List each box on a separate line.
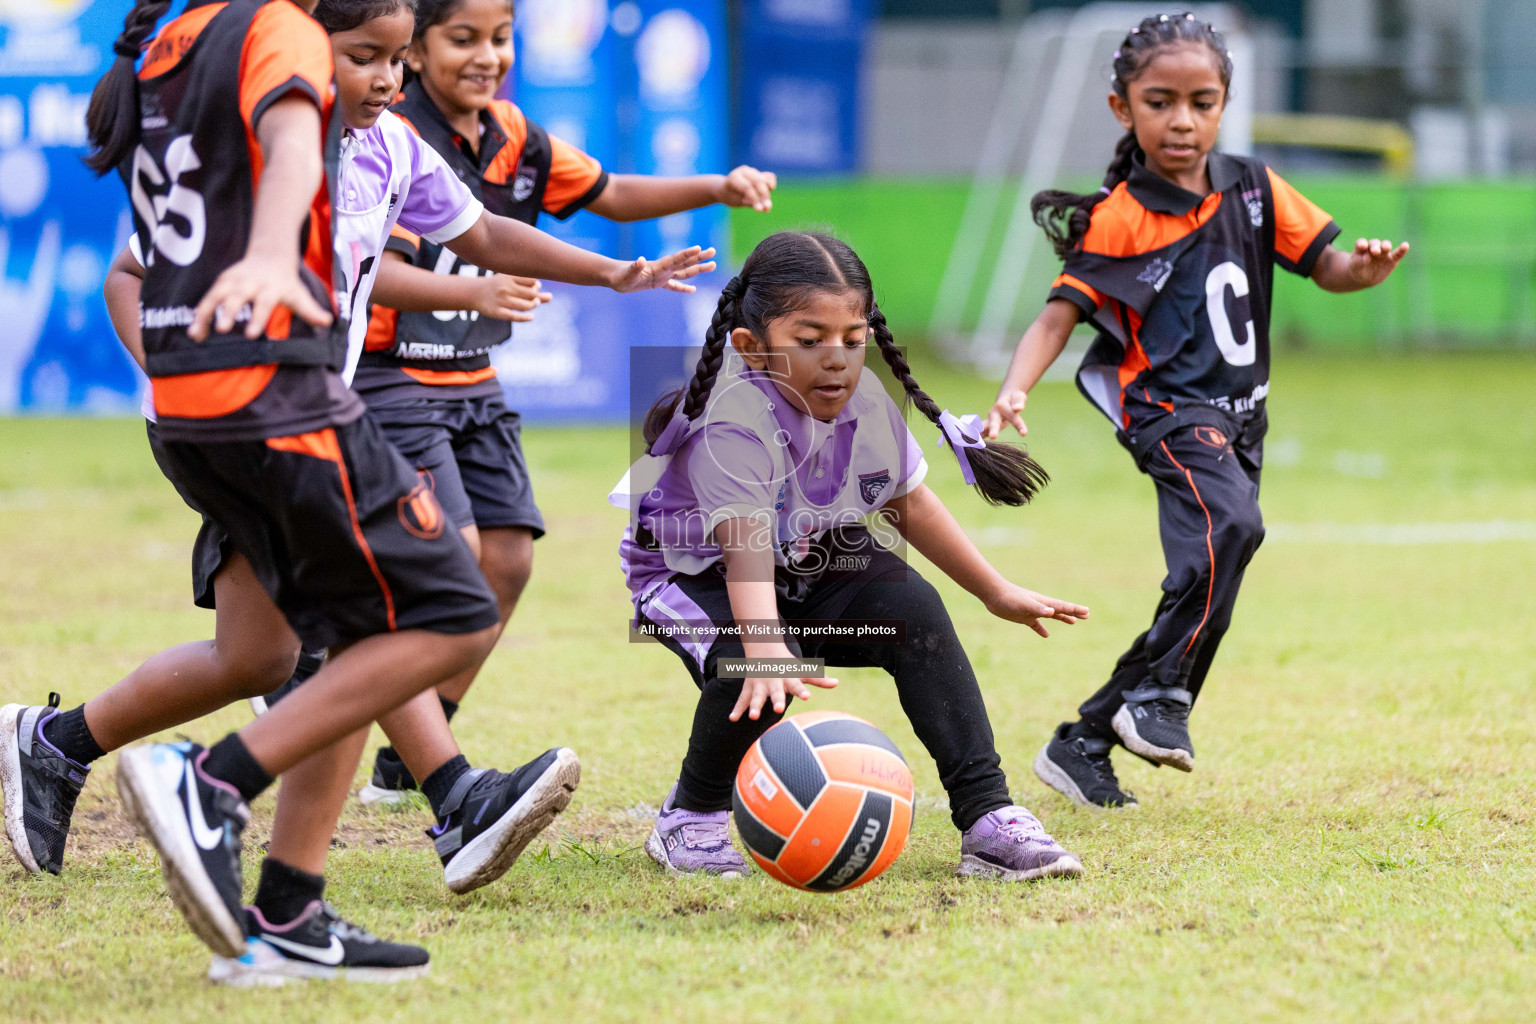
[1099, 185, 1113, 195]
[1159, 14, 1169, 22]
[1130, 26, 1140, 34]
[1184, 11, 1195, 18]
[1113, 49, 1122, 58]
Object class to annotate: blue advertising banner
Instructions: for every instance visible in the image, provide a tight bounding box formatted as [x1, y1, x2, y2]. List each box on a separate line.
[735, 0, 871, 174]
[0, 0, 139, 414]
[509, 0, 620, 256]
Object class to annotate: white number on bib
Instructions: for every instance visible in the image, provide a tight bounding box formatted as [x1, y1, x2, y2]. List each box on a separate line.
[129, 137, 207, 268]
[430, 247, 486, 322]
[1204, 261, 1256, 366]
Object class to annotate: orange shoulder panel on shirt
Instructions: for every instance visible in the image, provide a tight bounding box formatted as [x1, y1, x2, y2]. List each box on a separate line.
[1267, 167, 1334, 268]
[484, 100, 530, 185]
[238, 1, 333, 130]
[1081, 184, 1223, 257]
[140, 4, 224, 78]
[543, 133, 604, 214]
[1051, 272, 1105, 309]
[152, 364, 278, 419]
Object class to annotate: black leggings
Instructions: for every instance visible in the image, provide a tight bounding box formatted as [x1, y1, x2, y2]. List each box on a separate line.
[640, 543, 1011, 832]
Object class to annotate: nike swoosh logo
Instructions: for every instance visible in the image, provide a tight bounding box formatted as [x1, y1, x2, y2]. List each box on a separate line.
[184, 760, 226, 851]
[261, 933, 345, 965]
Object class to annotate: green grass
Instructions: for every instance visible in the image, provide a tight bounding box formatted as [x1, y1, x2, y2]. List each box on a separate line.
[3, 352, 1536, 1023]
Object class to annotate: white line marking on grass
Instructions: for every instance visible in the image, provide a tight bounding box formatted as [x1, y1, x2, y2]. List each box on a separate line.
[968, 521, 1536, 547]
[1265, 521, 1536, 545]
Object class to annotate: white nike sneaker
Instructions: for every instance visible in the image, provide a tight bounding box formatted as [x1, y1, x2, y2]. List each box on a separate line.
[208, 901, 430, 985]
[116, 742, 249, 958]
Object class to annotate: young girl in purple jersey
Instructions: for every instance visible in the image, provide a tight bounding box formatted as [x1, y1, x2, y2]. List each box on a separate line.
[983, 13, 1407, 809]
[348, 0, 779, 805]
[614, 231, 1090, 882]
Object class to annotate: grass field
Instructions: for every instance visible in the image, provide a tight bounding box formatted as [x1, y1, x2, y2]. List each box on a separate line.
[3, 352, 1535, 1023]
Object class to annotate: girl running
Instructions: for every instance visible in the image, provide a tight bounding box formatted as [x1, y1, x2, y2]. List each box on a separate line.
[986, 13, 1408, 809]
[0, 0, 710, 981]
[350, 0, 779, 804]
[613, 231, 1090, 883]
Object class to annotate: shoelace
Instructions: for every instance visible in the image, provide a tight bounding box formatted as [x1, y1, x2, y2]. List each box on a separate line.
[1152, 698, 1191, 723]
[678, 821, 732, 850]
[995, 812, 1055, 847]
[320, 903, 378, 944]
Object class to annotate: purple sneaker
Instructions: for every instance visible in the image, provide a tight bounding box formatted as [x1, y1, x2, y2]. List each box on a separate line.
[644, 784, 751, 878]
[958, 805, 1084, 882]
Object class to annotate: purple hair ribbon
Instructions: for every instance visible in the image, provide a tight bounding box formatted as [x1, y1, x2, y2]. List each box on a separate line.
[937, 410, 986, 486]
[650, 408, 691, 456]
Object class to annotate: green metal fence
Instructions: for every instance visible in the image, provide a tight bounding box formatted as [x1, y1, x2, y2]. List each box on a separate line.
[731, 176, 1536, 350]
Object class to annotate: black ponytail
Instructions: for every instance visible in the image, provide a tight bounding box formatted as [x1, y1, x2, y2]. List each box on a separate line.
[84, 0, 172, 176]
[869, 307, 1049, 506]
[1031, 11, 1234, 260]
[644, 230, 1050, 505]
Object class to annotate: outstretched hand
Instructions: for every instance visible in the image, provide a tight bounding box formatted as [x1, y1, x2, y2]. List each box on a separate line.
[1345, 237, 1409, 288]
[473, 275, 552, 322]
[984, 389, 1029, 440]
[190, 255, 333, 341]
[983, 582, 1088, 638]
[611, 246, 718, 294]
[717, 166, 777, 212]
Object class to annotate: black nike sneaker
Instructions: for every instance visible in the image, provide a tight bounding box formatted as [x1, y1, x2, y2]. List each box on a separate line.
[209, 901, 430, 986]
[358, 746, 418, 807]
[1, 695, 91, 875]
[116, 742, 249, 957]
[1034, 724, 1139, 809]
[1112, 685, 1195, 771]
[428, 748, 581, 894]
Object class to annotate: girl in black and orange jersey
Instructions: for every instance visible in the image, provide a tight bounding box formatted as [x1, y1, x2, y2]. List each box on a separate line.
[982, 13, 1408, 809]
[347, 0, 778, 802]
[0, 0, 711, 974]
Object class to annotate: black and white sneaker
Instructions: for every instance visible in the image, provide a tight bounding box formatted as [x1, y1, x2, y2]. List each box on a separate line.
[1112, 685, 1195, 771]
[1, 695, 91, 875]
[1034, 724, 1138, 809]
[428, 748, 580, 894]
[116, 742, 249, 957]
[358, 746, 418, 807]
[209, 901, 430, 986]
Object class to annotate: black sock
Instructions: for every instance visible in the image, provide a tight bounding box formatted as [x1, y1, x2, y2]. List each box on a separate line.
[202, 733, 274, 803]
[252, 857, 325, 926]
[439, 694, 459, 724]
[421, 754, 471, 821]
[41, 706, 105, 766]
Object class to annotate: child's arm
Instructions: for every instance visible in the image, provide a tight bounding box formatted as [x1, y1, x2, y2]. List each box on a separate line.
[104, 244, 146, 371]
[1309, 237, 1409, 293]
[190, 96, 335, 341]
[445, 212, 716, 293]
[715, 516, 838, 722]
[586, 166, 777, 221]
[369, 251, 550, 322]
[883, 484, 1088, 637]
[982, 297, 1081, 440]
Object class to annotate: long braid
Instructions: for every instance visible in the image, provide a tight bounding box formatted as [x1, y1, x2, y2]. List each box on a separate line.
[84, 0, 173, 175]
[642, 277, 743, 450]
[1031, 11, 1233, 260]
[870, 307, 1049, 507]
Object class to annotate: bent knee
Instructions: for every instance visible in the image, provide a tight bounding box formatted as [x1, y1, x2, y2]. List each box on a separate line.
[1212, 504, 1265, 559]
[213, 641, 300, 699]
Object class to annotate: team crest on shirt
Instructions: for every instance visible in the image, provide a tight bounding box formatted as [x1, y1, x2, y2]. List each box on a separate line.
[1137, 257, 1174, 292]
[1242, 188, 1264, 227]
[512, 168, 537, 202]
[859, 469, 891, 505]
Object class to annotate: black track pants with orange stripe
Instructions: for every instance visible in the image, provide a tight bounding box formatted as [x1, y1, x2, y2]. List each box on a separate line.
[1077, 424, 1265, 739]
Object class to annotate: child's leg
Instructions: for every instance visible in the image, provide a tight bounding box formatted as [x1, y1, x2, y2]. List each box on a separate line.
[434, 524, 533, 703]
[82, 552, 300, 752]
[1079, 428, 1264, 768]
[265, 725, 370, 876]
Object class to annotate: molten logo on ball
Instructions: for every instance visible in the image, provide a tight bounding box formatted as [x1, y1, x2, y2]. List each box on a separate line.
[732, 711, 914, 892]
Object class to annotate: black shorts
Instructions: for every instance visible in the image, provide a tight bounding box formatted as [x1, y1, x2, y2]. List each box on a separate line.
[635, 527, 909, 687]
[146, 420, 229, 611]
[153, 414, 500, 650]
[363, 393, 545, 538]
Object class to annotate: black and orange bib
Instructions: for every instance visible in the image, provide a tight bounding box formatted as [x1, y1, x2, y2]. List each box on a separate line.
[1050, 152, 1338, 462]
[124, 0, 341, 378]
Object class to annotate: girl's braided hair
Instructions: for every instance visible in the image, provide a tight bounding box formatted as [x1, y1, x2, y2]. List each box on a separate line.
[643, 231, 1049, 507]
[84, 0, 173, 174]
[1030, 12, 1233, 260]
[314, 0, 417, 34]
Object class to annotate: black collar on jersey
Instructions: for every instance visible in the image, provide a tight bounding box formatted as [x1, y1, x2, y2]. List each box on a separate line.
[399, 78, 508, 174]
[1125, 150, 1242, 217]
